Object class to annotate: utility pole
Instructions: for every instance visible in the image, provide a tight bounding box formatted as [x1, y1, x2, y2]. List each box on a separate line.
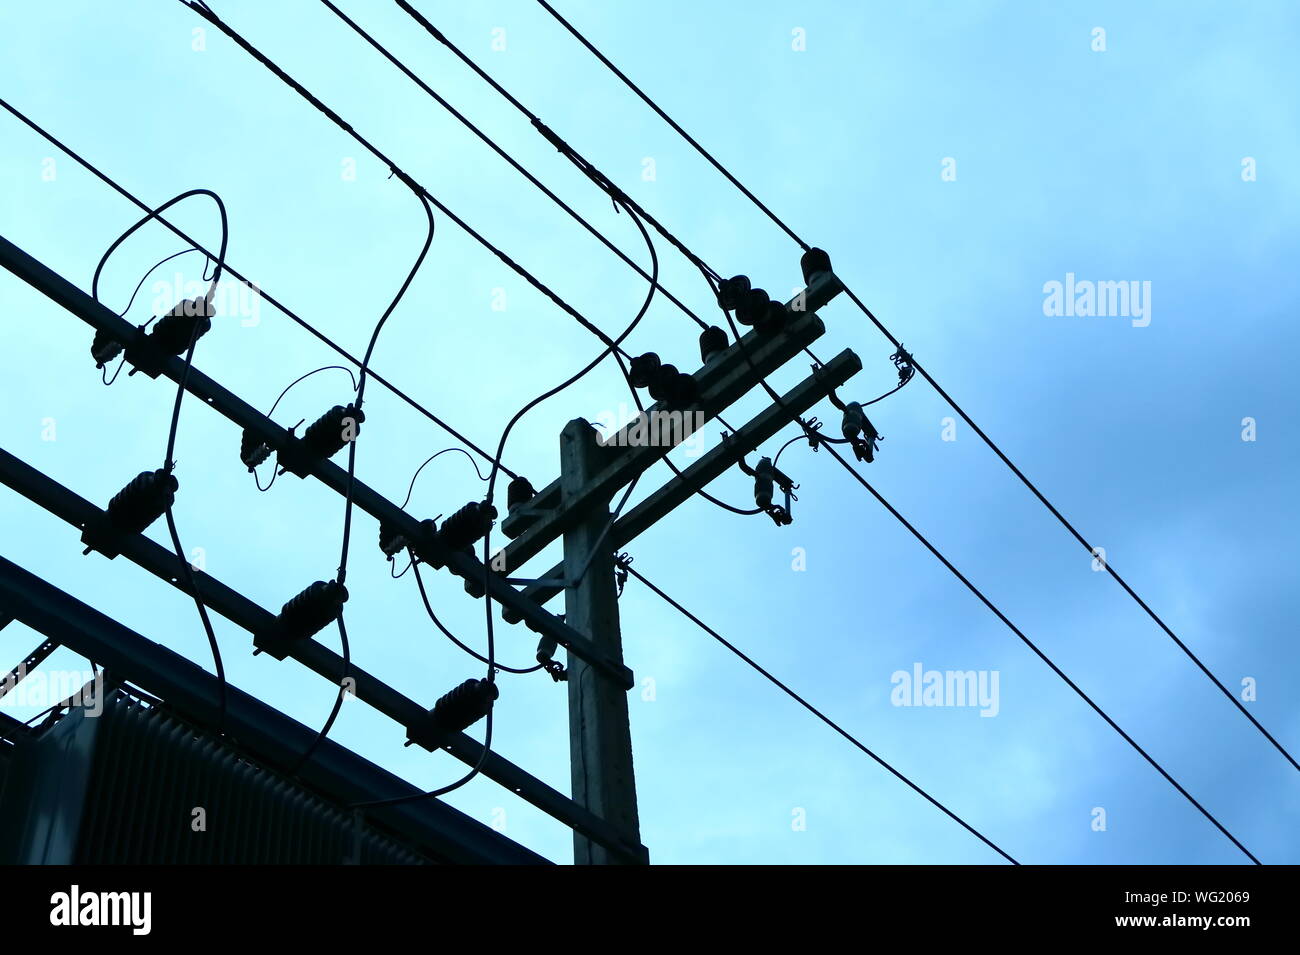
[496, 266, 858, 864]
[560, 419, 639, 864]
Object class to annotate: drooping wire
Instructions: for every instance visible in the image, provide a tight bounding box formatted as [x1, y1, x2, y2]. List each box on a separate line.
[114, 247, 210, 321]
[287, 615, 352, 776]
[314, 183, 435, 773]
[400, 447, 488, 510]
[410, 559, 541, 674]
[267, 364, 358, 419]
[336, 193, 436, 588]
[0, 96, 516, 481]
[622, 562, 1018, 865]
[250, 365, 360, 492]
[813, 438, 1262, 865]
[105, 189, 231, 737]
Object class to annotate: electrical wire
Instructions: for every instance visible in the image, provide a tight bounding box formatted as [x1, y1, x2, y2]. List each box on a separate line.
[105, 188, 232, 737]
[175, 0, 667, 803]
[114, 247, 209, 320]
[621, 562, 1018, 864]
[813, 439, 1261, 864]
[426, 193, 660, 803]
[400, 447, 488, 511]
[398, 0, 724, 292]
[410, 559, 541, 674]
[179, 1, 627, 368]
[526, 10, 1300, 775]
[322, 0, 709, 331]
[251, 365, 360, 492]
[287, 614, 352, 775]
[336, 191, 435, 586]
[267, 365, 358, 419]
[0, 96, 515, 480]
[532, 0, 809, 251]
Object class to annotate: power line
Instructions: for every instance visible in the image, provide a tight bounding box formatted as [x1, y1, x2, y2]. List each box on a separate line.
[530, 2, 1300, 776]
[810, 438, 1261, 864]
[622, 562, 1019, 864]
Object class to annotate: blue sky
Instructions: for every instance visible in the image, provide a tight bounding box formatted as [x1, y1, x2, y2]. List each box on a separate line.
[1, 1, 1297, 864]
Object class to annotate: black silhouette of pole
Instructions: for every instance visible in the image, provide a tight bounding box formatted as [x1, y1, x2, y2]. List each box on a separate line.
[560, 419, 642, 864]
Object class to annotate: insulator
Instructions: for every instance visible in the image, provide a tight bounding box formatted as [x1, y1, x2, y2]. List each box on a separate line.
[699, 325, 728, 365]
[106, 469, 178, 535]
[378, 521, 407, 558]
[647, 363, 680, 402]
[800, 247, 833, 285]
[432, 679, 498, 734]
[536, 635, 567, 682]
[716, 275, 751, 310]
[629, 352, 661, 389]
[668, 371, 699, 407]
[277, 580, 348, 643]
[756, 300, 789, 334]
[439, 500, 497, 551]
[507, 476, 536, 511]
[148, 297, 214, 356]
[536, 634, 558, 664]
[301, 404, 365, 461]
[735, 287, 770, 327]
[239, 429, 271, 471]
[91, 329, 123, 368]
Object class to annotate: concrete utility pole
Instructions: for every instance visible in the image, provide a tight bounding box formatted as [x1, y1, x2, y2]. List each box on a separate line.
[498, 269, 855, 864]
[560, 419, 640, 865]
